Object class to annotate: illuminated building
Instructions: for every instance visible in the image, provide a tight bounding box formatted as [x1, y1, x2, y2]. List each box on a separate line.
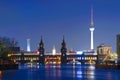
[10, 52, 97, 64]
[97, 44, 112, 63]
[52, 46, 56, 55]
[9, 38, 98, 64]
[89, 5, 95, 50]
[27, 38, 31, 52]
[97, 44, 112, 55]
[68, 49, 75, 55]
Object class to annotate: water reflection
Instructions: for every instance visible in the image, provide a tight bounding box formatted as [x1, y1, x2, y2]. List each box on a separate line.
[19, 63, 41, 69]
[106, 72, 112, 80]
[87, 65, 95, 79]
[45, 64, 61, 79]
[72, 64, 95, 79]
[1, 64, 120, 80]
[72, 64, 76, 78]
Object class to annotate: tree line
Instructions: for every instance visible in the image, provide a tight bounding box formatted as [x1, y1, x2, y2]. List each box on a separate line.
[0, 37, 18, 59]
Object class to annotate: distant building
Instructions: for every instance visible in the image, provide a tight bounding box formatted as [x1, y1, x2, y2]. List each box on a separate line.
[97, 44, 112, 62]
[68, 49, 75, 55]
[9, 47, 20, 53]
[117, 34, 120, 58]
[97, 44, 112, 55]
[27, 38, 31, 52]
[52, 46, 56, 55]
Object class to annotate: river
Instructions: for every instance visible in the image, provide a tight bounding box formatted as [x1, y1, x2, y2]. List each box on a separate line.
[0, 63, 120, 80]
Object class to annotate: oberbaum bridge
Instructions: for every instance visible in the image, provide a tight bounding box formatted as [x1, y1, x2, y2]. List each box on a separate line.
[9, 38, 98, 64]
[9, 6, 103, 64]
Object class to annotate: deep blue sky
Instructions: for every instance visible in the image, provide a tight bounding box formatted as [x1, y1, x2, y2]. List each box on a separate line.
[0, 0, 120, 53]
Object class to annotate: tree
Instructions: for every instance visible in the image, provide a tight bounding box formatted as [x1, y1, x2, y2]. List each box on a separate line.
[0, 43, 10, 59]
[0, 37, 18, 59]
[0, 37, 18, 47]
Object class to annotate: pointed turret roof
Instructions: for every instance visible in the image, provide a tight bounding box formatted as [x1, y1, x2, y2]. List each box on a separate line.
[62, 36, 66, 48]
[39, 36, 44, 48]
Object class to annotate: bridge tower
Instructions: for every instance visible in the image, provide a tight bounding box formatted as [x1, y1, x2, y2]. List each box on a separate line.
[61, 36, 67, 64]
[38, 37, 45, 64]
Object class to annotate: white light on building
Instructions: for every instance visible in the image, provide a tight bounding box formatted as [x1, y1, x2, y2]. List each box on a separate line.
[52, 46, 56, 55]
[76, 51, 83, 55]
[27, 38, 31, 52]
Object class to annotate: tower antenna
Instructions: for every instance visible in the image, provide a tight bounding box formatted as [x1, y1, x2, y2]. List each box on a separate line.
[90, 4, 94, 27]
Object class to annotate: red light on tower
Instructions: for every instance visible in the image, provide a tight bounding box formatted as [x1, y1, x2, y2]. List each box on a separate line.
[37, 51, 40, 54]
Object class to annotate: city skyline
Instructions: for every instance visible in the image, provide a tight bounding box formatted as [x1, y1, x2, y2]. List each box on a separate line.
[0, 0, 120, 52]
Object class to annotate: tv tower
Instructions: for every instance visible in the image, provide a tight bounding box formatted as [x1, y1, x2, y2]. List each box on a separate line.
[27, 38, 31, 52]
[89, 5, 95, 50]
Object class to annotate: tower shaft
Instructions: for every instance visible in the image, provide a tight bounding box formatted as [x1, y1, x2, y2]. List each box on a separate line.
[90, 30, 94, 50]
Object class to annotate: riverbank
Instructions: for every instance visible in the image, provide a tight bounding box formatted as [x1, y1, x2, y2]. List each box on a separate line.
[95, 64, 120, 69]
[0, 64, 18, 70]
[0, 58, 18, 70]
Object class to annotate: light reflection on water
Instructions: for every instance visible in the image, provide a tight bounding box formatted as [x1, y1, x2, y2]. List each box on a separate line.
[1, 63, 120, 80]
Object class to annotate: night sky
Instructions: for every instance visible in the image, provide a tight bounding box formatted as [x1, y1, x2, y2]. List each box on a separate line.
[0, 0, 120, 53]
